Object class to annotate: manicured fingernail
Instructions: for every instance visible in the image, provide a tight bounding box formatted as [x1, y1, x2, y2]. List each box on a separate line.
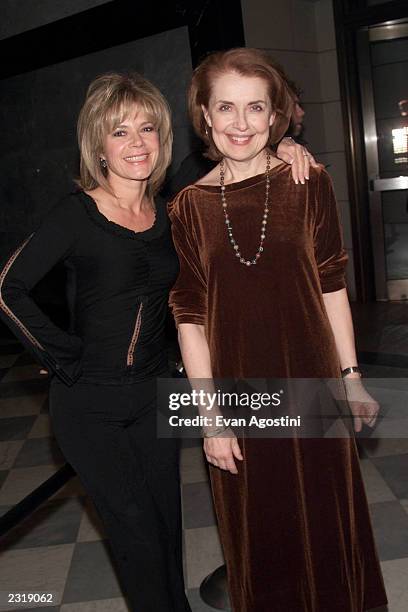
[301, 180, 305, 185]
[295, 180, 298, 184]
[306, 175, 309, 180]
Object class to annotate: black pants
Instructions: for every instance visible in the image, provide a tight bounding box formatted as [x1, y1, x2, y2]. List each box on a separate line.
[50, 377, 191, 612]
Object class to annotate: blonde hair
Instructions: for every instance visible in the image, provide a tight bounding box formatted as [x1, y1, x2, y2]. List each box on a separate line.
[77, 72, 173, 197]
[188, 48, 293, 160]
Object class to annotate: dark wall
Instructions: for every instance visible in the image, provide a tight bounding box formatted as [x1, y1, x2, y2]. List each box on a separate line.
[0, 26, 193, 259]
[0, 0, 111, 40]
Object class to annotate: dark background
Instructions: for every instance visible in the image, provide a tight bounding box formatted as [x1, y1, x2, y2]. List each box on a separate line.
[0, 26, 193, 257]
[0, 0, 245, 328]
[0, 0, 245, 259]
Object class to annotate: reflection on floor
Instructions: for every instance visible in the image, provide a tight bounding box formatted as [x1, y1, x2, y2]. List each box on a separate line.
[0, 301, 408, 611]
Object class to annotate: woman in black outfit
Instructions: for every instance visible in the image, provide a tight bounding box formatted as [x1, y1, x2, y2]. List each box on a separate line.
[0, 72, 313, 610]
[0, 72, 190, 612]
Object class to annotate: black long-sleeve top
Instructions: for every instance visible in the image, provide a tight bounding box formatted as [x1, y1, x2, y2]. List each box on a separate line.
[0, 191, 179, 385]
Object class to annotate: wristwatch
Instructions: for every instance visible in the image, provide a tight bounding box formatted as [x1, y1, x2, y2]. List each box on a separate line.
[341, 366, 362, 378]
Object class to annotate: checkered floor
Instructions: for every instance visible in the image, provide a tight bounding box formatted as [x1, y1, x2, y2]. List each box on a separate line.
[1, 302, 408, 611]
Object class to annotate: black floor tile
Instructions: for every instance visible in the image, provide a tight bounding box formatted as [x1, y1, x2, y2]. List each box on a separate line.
[188, 588, 223, 611]
[62, 540, 123, 603]
[0, 469, 8, 488]
[14, 438, 65, 469]
[0, 378, 49, 398]
[372, 453, 408, 499]
[0, 497, 84, 551]
[41, 395, 50, 413]
[0, 416, 37, 441]
[182, 481, 217, 529]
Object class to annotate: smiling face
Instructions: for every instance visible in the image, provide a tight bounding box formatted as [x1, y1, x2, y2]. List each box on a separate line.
[101, 106, 160, 185]
[202, 71, 275, 163]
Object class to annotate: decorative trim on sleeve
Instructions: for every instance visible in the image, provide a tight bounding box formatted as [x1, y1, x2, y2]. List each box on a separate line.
[0, 234, 45, 350]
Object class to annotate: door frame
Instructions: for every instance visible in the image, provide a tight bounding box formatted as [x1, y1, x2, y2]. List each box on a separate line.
[333, 0, 408, 301]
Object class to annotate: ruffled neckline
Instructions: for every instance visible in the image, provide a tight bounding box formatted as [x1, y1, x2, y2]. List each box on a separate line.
[78, 190, 166, 241]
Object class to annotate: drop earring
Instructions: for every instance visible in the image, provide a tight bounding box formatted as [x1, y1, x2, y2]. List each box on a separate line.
[100, 158, 107, 169]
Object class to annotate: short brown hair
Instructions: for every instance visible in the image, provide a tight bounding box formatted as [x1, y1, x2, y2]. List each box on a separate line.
[77, 72, 173, 197]
[188, 48, 293, 160]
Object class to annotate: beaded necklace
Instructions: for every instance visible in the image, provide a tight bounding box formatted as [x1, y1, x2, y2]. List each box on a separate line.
[219, 151, 271, 266]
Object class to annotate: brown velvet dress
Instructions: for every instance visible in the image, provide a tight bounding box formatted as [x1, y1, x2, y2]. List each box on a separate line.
[168, 163, 387, 612]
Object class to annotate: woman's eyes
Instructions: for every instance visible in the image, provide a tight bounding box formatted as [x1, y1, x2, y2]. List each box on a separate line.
[217, 105, 264, 112]
[112, 125, 155, 137]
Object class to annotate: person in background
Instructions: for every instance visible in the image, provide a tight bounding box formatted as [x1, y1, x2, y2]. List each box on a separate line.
[287, 79, 306, 139]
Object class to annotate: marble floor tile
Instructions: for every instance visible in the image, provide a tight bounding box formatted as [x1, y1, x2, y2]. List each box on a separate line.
[360, 459, 397, 504]
[0, 416, 37, 441]
[180, 446, 209, 485]
[188, 588, 223, 612]
[0, 465, 79, 506]
[2, 364, 46, 383]
[0, 440, 24, 469]
[62, 541, 123, 604]
[60, 598, 130, 611]
[369, 500, 408, 561]
[372, 454, 408, 499]
[360, 437, 408, 459]
[51, 475, 87, 501]
[380, 557, 408, 612]
[0, 544, 74, 609]
[77, 498, 106, 542]
[184, 526, 224, 589]
[0, 497, 84, 551]
[14, 437, 65, 469]
[182, 481, 217, 530]
[0, 394, 46, 418]
[28, 414, 53, 439]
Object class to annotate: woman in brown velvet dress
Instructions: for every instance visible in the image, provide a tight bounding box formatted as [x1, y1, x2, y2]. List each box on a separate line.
[168, 49, 387, 612]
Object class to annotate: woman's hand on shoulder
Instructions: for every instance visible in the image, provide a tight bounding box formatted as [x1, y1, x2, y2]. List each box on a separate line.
[204, 429, 243, 474]
[276, 137, 319, 185]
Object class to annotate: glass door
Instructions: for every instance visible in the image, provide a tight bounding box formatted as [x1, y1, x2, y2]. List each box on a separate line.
[357, 20, 408, 300]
